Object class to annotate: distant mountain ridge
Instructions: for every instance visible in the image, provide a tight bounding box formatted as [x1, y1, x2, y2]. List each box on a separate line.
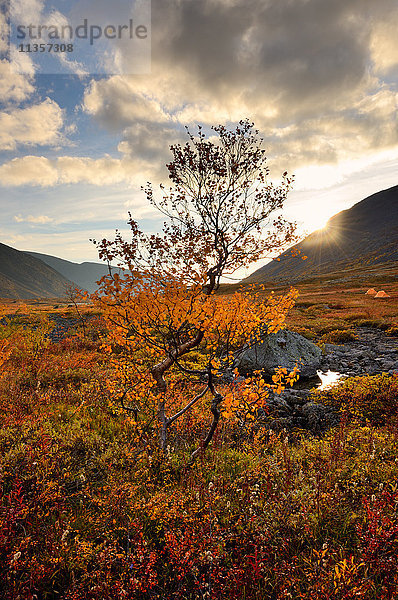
[1, 185, 397, 298]
[0, 243, 111, 299]
[246, 185, 398, 284]
[0, 243, 74, 299]
[27, 252, 111, 293]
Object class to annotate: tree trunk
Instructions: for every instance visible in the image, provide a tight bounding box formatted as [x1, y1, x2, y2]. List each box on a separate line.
[189, 393, 223, 464]
[158, 398, 168, 452]
[151, 330, 205, 452]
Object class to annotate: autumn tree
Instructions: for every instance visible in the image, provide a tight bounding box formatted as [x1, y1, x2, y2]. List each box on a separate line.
[92, 120, 298, 457]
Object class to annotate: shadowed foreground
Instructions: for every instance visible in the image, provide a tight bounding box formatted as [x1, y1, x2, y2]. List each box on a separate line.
[1, 300, 398, 599]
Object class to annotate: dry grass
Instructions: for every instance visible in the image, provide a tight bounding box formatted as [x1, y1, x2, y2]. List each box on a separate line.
[224, 268, 398, 338]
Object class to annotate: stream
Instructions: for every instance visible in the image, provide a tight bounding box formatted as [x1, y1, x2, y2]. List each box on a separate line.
[258, 327, 398, 435]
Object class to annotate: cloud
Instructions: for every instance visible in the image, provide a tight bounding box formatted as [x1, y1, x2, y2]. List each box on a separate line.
[0, 155, 143, 187]
[0, 98, 64, 150]
[10, 0, 45, 24]
[14, 214, 53, 224]
[294, 146, 398, 191]
[2, 0, 398, 198]
[56, 156, 135, 185]
[370, 9, 398, 74]
[0, 10, 9, 54]
[0, 59, 35, 103]
[39, 8, 89, 76]
[0, 5, 36, 103]
[0, 156, 59, 186]
[80, 0, 398, 183]
[147, 0, 396, 118]
[83, 77, 170, 130]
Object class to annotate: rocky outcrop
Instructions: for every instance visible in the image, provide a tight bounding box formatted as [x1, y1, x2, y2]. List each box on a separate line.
[255, 389, 339, 435]
[234, 329, 322, 379]
[235, 327, 398, 437]
[319, 327, 398, 377]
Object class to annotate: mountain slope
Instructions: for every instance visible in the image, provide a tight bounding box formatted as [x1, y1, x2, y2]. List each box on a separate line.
[0, 243, 74, 299]
[246, 185, 398, 283]
[27, 252, 110, 293]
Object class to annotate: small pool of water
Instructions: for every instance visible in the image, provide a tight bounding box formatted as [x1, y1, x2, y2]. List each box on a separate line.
[316, 370, 345, 390]
[293, 370, 346, 390]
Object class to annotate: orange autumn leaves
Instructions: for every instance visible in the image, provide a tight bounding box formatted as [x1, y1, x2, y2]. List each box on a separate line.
[94, 271, 299, 431]
[0, 339, 11, 370]
[90, 121, 301, 449]
[95, 276, 298, 370]
[224, 366, 300, 422]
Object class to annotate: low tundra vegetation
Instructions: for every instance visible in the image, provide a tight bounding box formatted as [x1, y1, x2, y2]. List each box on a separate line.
[318, 329, 358, 345]
[1, 307, 398, 599]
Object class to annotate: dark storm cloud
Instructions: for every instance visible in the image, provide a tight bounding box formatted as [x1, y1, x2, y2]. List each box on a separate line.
[3, 0, 398, 187]
[150, 0, 397, 120]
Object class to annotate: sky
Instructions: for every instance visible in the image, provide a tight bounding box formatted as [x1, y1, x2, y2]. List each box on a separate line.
[1, 0, 398, 278]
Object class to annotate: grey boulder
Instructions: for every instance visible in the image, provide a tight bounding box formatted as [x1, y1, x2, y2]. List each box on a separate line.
[234, 329, 322, 379]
